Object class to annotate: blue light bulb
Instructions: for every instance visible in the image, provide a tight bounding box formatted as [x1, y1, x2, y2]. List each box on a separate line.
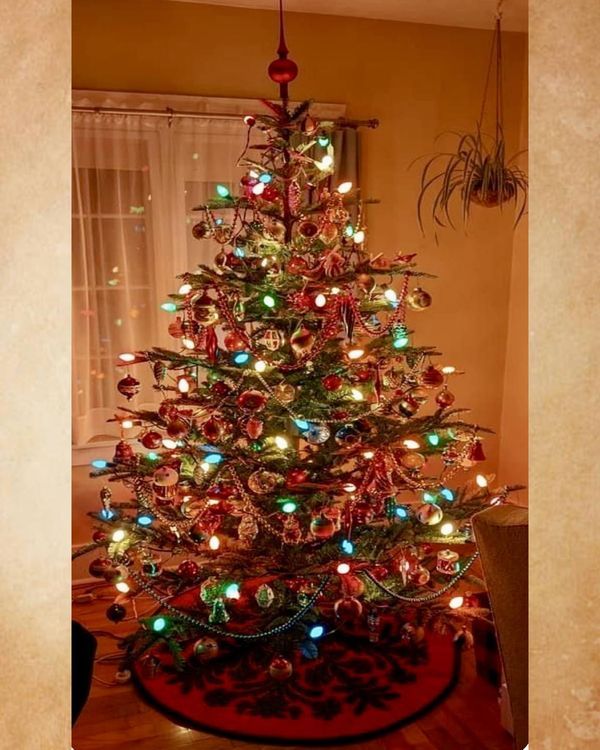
[152, 617, 167, 633]
[233, 352, 250, 365]
[341, 539, 354, 555]
[91, 459, 108, 469]
[160, 301, 177, 313]
[309, 625, 325, 639]
[395, 506, 409, 520]
[136, 513, 154, 527]
[259, 173, 272, 183]
[204, 453, 223, 465]
[294, 419, 310, 431]
[440, 488, 455, 502]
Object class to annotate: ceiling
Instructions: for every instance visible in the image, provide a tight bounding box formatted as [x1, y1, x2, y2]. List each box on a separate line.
[171, 0, 528, 32]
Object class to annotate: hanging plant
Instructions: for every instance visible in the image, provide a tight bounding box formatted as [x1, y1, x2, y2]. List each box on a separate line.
[415, 12, 528, 234]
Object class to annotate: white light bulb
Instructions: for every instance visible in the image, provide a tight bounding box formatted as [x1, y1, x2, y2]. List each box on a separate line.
[337, 181, 353, 194]
[315, 293, 327, 308]
[178, 377, 190, 394]
[476, 474, 488, 488]
[351, 388, 364, 401]
[121, 419, 134, 429]
[182, 338, 195, 350]
[254, 360, 267, 373]
[178, 283, 192, 295]
[336, 562, 350, 575]
[118, 352, 136, 363]
[200, 461, 210, 472]
[111, 529, 127, 543]
[209, 535, 220, 550]
[403, 439, 420, 450]
[442, 366, 456, 374]
[347, 348, 364, 360]
[115, 581, 130, 594]
[353, 230, 365, 244]
[363, 450, 375, 459]
[331, 287, 341, 295]
[252, 182, 265, 196]
[440, 522, 454, 536]
[320, 155, 334, 169]
[162, 438, 178, 450]
[343, 483, 357, 493]
[449, 596, 464, 610]
[384, 288, 397, 302]
[275, 435, 289, 450]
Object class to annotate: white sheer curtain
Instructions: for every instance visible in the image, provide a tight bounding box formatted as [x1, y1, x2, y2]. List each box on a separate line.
[72, 92, 347, 447]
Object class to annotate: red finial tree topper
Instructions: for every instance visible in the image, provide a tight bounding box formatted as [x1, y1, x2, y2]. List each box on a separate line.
[267, 0, 298, 101]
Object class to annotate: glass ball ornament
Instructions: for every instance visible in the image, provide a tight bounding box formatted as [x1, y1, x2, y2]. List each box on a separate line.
[223, 331, 247, 352]
[408, 565, 431, 586]
[421, 365, 445, 389]
[191, 220, 212, 239]
[237, 389, 268, 412]
[298, 220, 319, 238]
[334, 425, 362, 446]
[334, 596, 363, 622]
[268, 55, 298, 84]
[397, 396, 419, 418]
[269, 655, 293, 681]
[310, 515, 336, 539]
[243, 416, 264, 439]
[106, 603, 126, 623]
[407, 287, 432, 311]
[436, 388, 455, 408]
[416, 503, 444, 525]
[247, 470, 281, 494]
[89, 558, 112, 579]
[340, 574, 365, 598]
[193, 637, 219, 661]
[400, 452, 426, 469]
[322, 373, 343, 391]
[141, 431, 162, 449]
[290, 326, 315, 356]
[166, 418, 188, 439]
[286, 468, 309, 486]
[202, 415, 224, 442]
[305, 423, 331, 445]
[273, 383, 296, 404]
[117, 375, 140, 401]
[177, 560, 200, 581]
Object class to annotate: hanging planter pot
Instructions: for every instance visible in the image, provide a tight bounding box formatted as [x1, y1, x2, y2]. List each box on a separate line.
[415, 12, 528, 234]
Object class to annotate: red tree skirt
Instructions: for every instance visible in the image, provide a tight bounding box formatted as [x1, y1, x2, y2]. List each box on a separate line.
[132, 626, 462, 746]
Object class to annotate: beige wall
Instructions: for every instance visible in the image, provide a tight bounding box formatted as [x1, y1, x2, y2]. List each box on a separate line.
[72, 0, 528, 570]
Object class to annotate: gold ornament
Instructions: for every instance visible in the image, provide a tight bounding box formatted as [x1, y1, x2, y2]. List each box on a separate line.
[273, 383, 296, 404]
[247, 470, 281, 495]
[407, 287, 432, 311]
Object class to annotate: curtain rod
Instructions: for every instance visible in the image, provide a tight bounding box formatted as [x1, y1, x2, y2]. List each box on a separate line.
[72, 105, 379, 129]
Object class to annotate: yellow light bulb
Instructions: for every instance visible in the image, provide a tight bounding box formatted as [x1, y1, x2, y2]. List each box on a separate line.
[363, 450, 375, 459]
[351, 388, 364, 401]
[121, 419, 134, 429]
[440, 522, 454, 536]
[336, 562, 350, 575]
[449, 596, 464, 610]
[275, 435, 289, 450]
[320, 155, 334, 169]
[347, 348, 364, 360]
[442, 366, 456, 374]
[476, 474, 488, 488]
[112, 529, 127, 543]
[403, 439, 420, 450]
[115, 581, 130, 594]
[331, 287, 341, 294]
[209, 535, 220, 550]
[254, 360, 267, 373]
[178, 283, 192, 295]
[337, 181, 353, 194]
[353, 230, 365, 244]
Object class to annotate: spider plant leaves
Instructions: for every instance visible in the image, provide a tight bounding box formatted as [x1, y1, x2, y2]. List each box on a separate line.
[415, 127, 528, 234]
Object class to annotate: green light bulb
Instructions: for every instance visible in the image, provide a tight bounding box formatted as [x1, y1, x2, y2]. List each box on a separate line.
[216, 184, 230, 198]
[263, 294, 276, 308]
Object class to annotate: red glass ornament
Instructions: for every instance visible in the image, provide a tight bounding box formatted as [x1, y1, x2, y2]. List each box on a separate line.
[334, 597, 363, 622]
[355, 366, 373, 383]
[106, 603, 126, 623]
[286, 468, 308, 487]
[92, 530, 108, 544]
[267, 57, 298, 84]
[290, 292, 312, 313]
[191, 221, 212, 239]
[436, 388, 455, 408]
[469, 439, 486, 462]
[369, 564, 388, 581]
[310, 515, 335, 539]
[340, 574, 365, 598]
[117, 375, 140, 401]
[268, 655, 293, 681]
[236, 389, 267, 412]
[223, 330, 246, 352]
[262, 185, 279, 202]
[141, 431, 162, 449]
[89, 558, 112, 578]
[332, 410, 349, 420]
[290, 326, 315, 356]
[245, 417, 264, 439]
[421, 365, 444, 389]
[166, 418, 188, 439]
[397, 396, 419, 418]
[113, 440, 134, 463]
[322, 373, 343, 392]
[158, 403, 178, 421]
[177, 560, 200, 581]
[202, 416, 223, 442]
[211, 381, 231, 398]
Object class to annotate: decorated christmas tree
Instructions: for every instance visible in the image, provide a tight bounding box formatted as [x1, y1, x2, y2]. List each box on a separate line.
[77, 4, 521, 729]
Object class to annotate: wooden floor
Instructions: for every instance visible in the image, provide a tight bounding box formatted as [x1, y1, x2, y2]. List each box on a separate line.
[72, 587, 514, 750]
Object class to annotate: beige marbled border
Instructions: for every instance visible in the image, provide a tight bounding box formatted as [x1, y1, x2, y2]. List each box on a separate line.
[530, 1, 600, 748]
[0, 1, 71, 748]
[1, 1, 599, 748]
